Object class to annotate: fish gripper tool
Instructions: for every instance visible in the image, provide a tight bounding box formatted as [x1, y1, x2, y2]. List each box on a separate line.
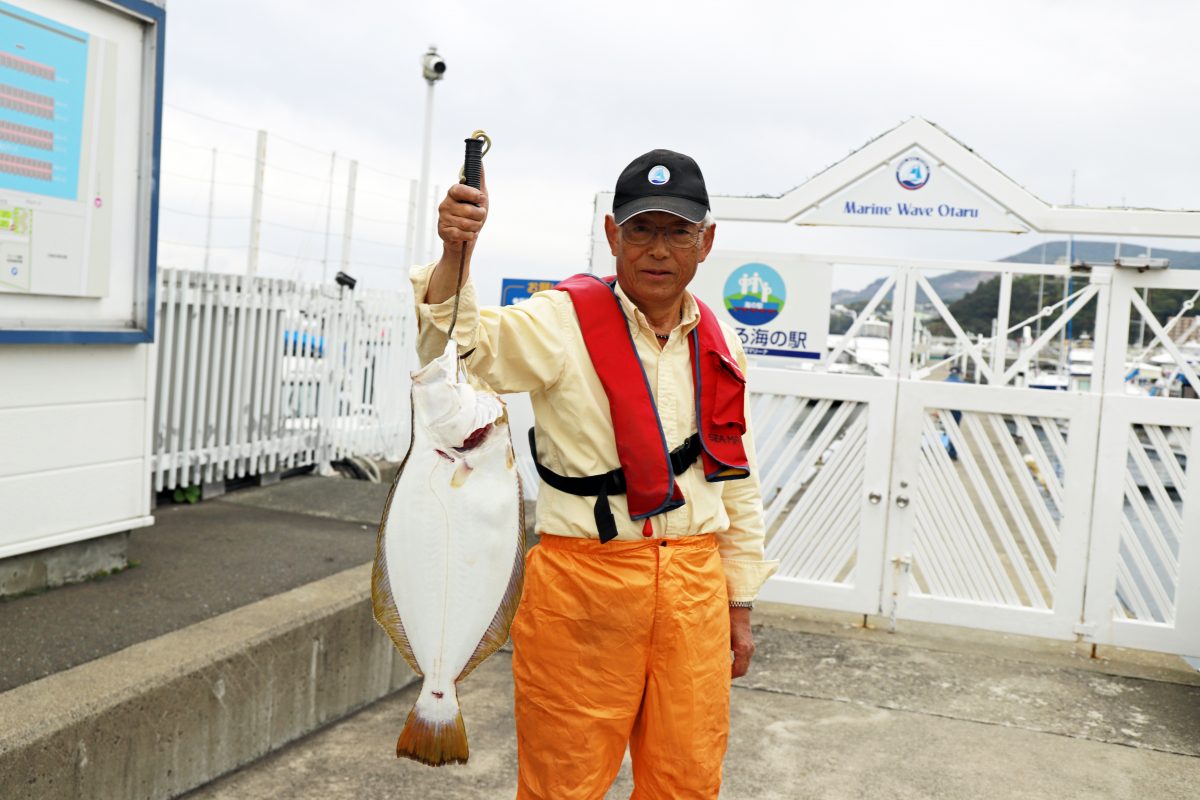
[448, 130, 490, 342]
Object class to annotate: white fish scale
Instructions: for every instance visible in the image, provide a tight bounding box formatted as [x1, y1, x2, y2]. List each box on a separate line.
[384, 421, 519, 715]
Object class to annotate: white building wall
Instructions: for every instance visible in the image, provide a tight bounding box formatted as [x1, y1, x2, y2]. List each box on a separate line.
[0, 344, 154, 559]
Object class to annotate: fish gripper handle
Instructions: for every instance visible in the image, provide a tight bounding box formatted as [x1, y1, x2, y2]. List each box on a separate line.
[462, 136, 485, 191]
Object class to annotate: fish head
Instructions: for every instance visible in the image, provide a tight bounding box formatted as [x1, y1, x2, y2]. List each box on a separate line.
[411, 339, 507, 450]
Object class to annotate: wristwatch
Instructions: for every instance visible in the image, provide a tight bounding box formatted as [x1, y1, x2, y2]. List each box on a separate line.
[728, 600, 754, 610]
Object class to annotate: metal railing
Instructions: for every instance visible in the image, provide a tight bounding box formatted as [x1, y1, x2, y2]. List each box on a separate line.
[151, 268, 412, 492]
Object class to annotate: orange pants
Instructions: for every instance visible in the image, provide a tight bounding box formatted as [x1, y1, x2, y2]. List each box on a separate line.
[510, 533, 731, 800]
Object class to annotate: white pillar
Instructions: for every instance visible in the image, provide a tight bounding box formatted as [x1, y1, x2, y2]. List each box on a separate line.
[340, 160, 358, 275]
[404, 178, 418, 269]
[321, 151, 337, 283]
[413, 81, 436, 271]
[992, 271, 1013, 380]
[203, 147, 217, 273]
[247, 130, 267, 276]
[428, 183, 440, 264]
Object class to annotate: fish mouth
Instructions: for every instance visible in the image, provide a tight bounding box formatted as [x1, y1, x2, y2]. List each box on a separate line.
[411, 339, 461, 386]
[455, 423, 493, 452]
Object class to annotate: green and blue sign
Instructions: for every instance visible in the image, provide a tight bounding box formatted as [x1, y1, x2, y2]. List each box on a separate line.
[693, 253, 832, 362]
[723, 262, 785, 326]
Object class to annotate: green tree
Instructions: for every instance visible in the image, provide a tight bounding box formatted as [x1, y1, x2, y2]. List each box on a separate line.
[927, 275, 1195, 344]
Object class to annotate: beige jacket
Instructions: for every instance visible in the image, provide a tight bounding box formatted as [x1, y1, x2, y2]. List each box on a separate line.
[411, 265, 778, 602]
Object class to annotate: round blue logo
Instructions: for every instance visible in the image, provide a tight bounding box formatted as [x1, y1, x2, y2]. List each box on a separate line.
[647, 165, 670, 185]
[724, 263, 785, 326]
[896, 156, 931, 190]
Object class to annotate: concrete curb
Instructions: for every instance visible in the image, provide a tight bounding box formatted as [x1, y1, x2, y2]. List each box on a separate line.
[0, 564, 415, 800]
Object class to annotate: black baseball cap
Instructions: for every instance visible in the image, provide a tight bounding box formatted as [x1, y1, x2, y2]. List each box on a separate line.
[612, 149, 710, 225]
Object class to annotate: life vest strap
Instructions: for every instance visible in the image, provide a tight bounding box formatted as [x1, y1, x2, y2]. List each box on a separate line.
[528, 427, 702, 543]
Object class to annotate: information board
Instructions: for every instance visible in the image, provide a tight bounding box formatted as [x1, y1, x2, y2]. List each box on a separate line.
[691, 252, 832, 361]
[0, 0, 163, 343]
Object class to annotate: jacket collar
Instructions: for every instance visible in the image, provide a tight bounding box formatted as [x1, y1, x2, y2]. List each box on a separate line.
[612, 280, 701, 341]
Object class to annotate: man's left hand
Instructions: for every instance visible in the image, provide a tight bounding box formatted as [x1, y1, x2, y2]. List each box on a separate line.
[730, 607, 755, 679]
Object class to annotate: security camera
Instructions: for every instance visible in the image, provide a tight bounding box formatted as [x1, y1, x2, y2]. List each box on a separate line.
[422, 46, 446, 83]
[335, 271, 357, 290]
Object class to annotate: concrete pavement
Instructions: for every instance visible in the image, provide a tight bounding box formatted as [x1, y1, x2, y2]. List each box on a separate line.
[0, 473, 393, 692]
[184, 606, 1200, 799]
[3, 470, 1199, 799]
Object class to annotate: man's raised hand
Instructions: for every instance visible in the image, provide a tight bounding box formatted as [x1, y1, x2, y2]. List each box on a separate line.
[426, 170, 488, 304]
[437, 173, 488, 254]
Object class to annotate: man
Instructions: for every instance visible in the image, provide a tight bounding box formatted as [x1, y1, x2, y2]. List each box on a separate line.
[944, 365, 964, 461]
[412, 149, 777, 799]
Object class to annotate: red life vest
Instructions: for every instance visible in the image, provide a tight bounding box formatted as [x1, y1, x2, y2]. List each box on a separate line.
[542, 273, 750, 541]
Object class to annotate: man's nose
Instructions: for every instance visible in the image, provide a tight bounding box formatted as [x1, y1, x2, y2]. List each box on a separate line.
[647, 230, 672, 257]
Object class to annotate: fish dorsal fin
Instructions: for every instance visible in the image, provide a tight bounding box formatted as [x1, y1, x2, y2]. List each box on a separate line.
[371, 400, 423, 677]
[456, 471, 526, 683]
[372, 543, 421, 676]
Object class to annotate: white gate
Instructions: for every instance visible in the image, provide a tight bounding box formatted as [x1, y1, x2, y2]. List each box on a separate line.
[753, 370, 895, 615]
[1085, 395, 1200, 655]
[884, 381, 1099, 640]
[1081, 267, 1200, 656]
[751, 256, 1199, 658]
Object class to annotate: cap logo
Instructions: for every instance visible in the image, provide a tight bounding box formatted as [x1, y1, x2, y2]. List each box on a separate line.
[647, 165, 670, 185]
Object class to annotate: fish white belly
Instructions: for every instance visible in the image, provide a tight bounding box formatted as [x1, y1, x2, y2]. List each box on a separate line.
[372, 338, 524, 764]
[383, 425, 520, 699]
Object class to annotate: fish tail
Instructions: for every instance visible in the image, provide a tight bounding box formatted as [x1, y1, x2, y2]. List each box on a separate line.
[396, 683, 468, 766]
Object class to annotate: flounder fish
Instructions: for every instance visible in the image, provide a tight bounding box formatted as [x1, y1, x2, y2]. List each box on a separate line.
[372, 339, 524, 766]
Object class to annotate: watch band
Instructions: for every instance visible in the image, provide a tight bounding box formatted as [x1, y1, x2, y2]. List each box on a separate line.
[728, 600, 755, 610]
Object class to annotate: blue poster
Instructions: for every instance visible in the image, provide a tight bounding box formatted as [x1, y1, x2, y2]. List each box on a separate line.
[501, 278, 558, 306]
[0, 2, 90, 201]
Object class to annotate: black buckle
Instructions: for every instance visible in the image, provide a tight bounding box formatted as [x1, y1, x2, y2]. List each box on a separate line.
[528, 428, 701, 543]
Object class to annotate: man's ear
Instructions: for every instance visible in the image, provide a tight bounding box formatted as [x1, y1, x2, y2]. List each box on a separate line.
[604, 214, 619, 256]
[698, 221, 716, 263]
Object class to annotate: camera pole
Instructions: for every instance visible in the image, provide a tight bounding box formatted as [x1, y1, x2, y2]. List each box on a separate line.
[413, 46, 446, 271]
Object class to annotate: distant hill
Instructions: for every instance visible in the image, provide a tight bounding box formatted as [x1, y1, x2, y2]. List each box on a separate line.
[831, 240, 1200, 307]
[832, 271, 984, 307]
[1001, 241, 1200, 270]
[935, 241, 1200, 338]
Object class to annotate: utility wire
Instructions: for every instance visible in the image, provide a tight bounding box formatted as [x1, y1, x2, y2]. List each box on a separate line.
[162, 205, 248, 221]
[165, 103, 260, 131]
[162, 169, 254, 189]
[164, 104, 414, 187]
[160, 239, 244, 250]
[161, 239, 402, 272]
[358, 163, 415, 182]
[163, 207, 403, 249]
[352, 212, 406, 226]
[163, 136, 255, 160]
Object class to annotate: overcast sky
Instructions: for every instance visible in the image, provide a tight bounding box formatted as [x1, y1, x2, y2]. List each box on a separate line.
[158, 0, 1200, 300]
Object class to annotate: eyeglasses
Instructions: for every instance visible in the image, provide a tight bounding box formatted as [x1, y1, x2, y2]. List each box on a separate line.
[619, 220, 704, 249]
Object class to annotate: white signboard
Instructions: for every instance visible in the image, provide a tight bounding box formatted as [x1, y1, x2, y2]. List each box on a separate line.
[693, 251, 832, 361]
[796, 147, 1030, 233]
[0, 0, 117, 298]
[0, 0, 163, 342]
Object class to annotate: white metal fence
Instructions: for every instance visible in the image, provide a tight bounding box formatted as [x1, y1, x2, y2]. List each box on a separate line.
[747, 256, 1199, 659]
[151, 268, 413, 493]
